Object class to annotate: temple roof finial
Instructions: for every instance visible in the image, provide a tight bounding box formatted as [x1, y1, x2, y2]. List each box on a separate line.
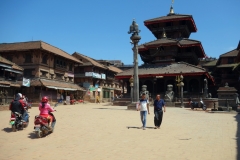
[169, 0, 175, 15]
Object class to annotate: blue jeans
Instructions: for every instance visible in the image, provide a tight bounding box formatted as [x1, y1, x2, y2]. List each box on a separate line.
[140, 111, 147, 128]
[22, 110, 29, 122]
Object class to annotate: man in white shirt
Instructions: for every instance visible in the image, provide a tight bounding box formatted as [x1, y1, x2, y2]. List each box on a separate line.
[137, 93, 150, 130]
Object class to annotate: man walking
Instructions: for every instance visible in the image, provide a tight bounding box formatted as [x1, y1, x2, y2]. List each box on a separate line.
[137, 93, 150, 130]
[154, 94, 166, 129]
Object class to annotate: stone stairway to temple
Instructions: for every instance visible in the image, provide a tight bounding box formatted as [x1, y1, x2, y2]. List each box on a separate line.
[112, 98, 132, 106]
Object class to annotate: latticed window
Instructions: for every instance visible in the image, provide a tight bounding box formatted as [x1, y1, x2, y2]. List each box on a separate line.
[69, 64, 72, 71]
[25, 54, 32, 63]
[42, 55, 48, 64]
[24, 69, 34, 78]
[6, 56, 13, 62]
[228, 57, 234, 64]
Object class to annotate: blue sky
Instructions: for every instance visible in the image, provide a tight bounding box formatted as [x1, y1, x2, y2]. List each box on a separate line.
[0, 0, 239, 65]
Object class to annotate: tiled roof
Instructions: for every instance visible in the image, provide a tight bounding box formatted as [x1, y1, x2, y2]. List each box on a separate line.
[139, 38, 200, 47]
[40, 79, 86, 91]
[73, 52, 107, 69]
[0, 81, 11, 85]
[144, 14, 197, 32]
[0, 56, 23, 71]
[220, 49, 239, 57]
[27, 79, 85, 91]
[217, 86, 237, 92]
[138, 38, 205, 58]
[108, 66, 123, 73]
[10, 83, 21, 87]
[0, 41, 81, 63]
[202, 60, 218, 67]
[116, 62, 206, 77]
[216, 64, 237, 68]
[144, 14, 192, 23]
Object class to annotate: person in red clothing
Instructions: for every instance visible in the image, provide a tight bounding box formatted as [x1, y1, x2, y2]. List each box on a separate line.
[9, 93, 28, 121]
[39, 96, 55, 128]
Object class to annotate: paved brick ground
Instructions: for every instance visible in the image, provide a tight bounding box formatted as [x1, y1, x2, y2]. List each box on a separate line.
[0, 103, 239, 160]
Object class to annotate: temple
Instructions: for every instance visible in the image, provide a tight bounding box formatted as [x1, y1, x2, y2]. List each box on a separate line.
[116, 5, 214, 98]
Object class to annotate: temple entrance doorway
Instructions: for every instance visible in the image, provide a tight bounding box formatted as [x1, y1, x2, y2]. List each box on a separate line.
[189, 79, 199, 93]
[155, 78, 164, 94]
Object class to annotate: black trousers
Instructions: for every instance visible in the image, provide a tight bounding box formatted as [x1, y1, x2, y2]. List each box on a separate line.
[154, 110, 163, 127]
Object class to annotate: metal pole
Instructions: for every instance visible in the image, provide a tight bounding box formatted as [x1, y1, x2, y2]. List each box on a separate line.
[133, 43, 139, 102]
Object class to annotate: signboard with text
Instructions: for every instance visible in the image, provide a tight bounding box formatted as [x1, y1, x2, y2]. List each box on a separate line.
[101, 74, 106, 79]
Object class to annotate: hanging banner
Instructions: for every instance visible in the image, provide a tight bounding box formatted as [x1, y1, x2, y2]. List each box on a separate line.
[22, 78, 30, 87]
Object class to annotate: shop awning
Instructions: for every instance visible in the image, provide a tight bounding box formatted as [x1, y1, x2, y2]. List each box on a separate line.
[4, 68, 23, 74]
[46, 86, 78, 91]
[46, 86, 58, 90]
[57, 87, 77, 91]
[0, 84, 10, 87]
[10, 83, 21, 87]
[0, 63, 12, 68]
[40, 79, 85, 91]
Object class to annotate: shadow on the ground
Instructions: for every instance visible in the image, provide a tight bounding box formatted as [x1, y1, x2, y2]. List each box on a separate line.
[2, 127, 12, 133]
[235, 113, 240, 160]
[93, 108, 126, 111]
[127, 126, 155, 129]
[28, 132, 38, 139]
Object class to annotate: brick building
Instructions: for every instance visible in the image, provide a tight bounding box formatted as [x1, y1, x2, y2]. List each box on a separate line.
[0, 41, 85, 102]
[212, 41, 240, 92]
[73, 52, 123, 102]
[0, 56, 23, 104]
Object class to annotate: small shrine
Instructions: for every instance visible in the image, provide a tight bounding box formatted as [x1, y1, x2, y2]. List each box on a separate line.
[217, 83, 238, 111]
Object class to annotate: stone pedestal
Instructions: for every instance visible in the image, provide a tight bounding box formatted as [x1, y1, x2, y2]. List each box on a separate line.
[217, 83, 238, 111]
[127, 102, 138, 110]
[202, 98, 218, 109]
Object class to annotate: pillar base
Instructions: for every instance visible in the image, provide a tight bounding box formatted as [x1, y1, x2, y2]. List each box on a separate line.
[127, 102, 138, 110]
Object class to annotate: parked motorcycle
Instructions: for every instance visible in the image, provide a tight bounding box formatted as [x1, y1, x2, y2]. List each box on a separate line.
[189, 98, 207, 111]
[34, 103, 57, 138]
[10, 112, 29, 132]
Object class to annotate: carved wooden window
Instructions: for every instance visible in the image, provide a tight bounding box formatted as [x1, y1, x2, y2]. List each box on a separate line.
[24, 69, 34, 78]
[69, 64, 73, 71]
[228, 57, 234, 64]
[55, 73, 63, 80]
[186, 48, 191, 52]
[166, 22, 172, 27]
[25, 54, 32, 63]
[6, 55, 13, 62]
[180, 20, 186, 25]
[42, 55, 48, 64]
[40, 71, 48, 78]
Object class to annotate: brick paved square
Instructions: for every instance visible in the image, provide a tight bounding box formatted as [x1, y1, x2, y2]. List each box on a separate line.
[0, 103, 239, 160]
